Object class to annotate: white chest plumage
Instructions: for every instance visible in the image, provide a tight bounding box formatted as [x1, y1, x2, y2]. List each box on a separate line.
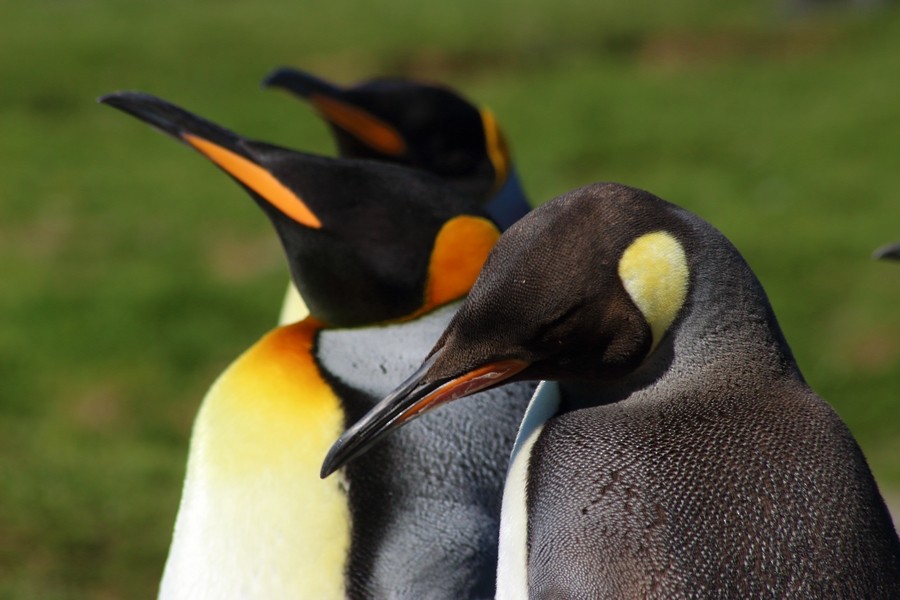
[159, 306, 463, 600]
[496, 381, 562, 600]
[158, 321, 349, 600]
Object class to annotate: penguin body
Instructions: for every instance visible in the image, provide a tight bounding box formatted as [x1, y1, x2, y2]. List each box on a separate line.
[517, 381, 897, 597]
[101, 93, 533, 598]
[323, 182, 900, 597]
[159, 320, 348, 599]
[161, 309, 531, 599]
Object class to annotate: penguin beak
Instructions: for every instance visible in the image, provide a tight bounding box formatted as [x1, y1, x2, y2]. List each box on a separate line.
[873, 242, 900, 261]
[262, 67, 342, 98]
[320, 355, 529, 478]
[262, 67, 407, 157]
[99, 91, 322, 229]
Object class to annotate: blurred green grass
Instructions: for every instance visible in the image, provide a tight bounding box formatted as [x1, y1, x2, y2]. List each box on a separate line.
[2, 0, 899, 597]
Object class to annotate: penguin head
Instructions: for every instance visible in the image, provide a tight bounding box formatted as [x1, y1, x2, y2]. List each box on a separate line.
[100, 91, 500, 328]
[321, 182, 791, 476]
[262, 68, 515, 207]
[419, 184, 697, 384]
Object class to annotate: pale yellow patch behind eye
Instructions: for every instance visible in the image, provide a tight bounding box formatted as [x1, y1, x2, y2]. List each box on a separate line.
[618, 231, 689, 350]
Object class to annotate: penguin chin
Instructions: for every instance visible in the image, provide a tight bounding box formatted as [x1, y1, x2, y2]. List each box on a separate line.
[557, 334, 679, 412]
[512, 331, 676, 414]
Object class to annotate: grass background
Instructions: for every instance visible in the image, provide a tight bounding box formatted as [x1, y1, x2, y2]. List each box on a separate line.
[2, 0, 899, 597]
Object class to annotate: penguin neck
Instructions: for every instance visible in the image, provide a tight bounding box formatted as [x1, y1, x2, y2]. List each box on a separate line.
[671, 235, 801, 382]
[485, 168, 529, 230]
[315, 302, 462, 400]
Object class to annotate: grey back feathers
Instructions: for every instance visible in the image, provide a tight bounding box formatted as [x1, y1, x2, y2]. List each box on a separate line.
[317, 305, 533, 598]
[317, 304, 460, 398]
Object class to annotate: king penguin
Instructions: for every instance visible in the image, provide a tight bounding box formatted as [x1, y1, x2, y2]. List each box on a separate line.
[264, 67, 530, 324]
[100, 91, 534, 599]
[323, 182, 900, 598]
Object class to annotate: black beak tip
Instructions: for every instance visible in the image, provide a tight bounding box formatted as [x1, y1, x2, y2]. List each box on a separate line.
[321, 416, 378, 478]
[319, 438, 346, 479]
[96, 91, 166, 120]
[260, 67, 294, 90]
[260, 67, 338, 98]
[318, 356, 444, 480]
[97, 91, 132, 107]
[94, 90, 188, 140]
[873, 242, 900, 261]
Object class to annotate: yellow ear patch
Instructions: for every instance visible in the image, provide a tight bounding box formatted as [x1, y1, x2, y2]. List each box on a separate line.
[183, 134, 322, 229]
[618, 231, 689, 350]
[480, 108, 510, 194]
[311, 94, 407, 156]
[422, 216, 500, 312]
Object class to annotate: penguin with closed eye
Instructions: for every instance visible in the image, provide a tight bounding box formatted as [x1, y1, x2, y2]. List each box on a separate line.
[323, 182, 900, 598]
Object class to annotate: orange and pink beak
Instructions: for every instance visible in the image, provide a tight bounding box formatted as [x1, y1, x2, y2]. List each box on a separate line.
[320, 354, 528, 477]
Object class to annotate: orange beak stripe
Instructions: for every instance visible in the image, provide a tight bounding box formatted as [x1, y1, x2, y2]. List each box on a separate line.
[311, 94, 408, 157]
[397, 359, 529, 424]
[183, 134, 322, 229]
